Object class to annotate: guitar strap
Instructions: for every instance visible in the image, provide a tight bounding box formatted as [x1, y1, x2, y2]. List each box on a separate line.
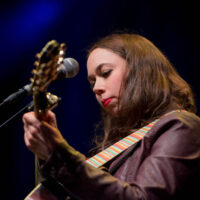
[86, 109, 185, 168]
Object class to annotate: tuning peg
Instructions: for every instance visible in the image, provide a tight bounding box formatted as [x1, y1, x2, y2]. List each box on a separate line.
[58, 57, 64, 64]
[30, 78, 34, 83]
[60, 43, 66, 52]
[32, 69, 37, 75]
[59, 50, 65, 56]
[35, 79, 41, 86]
[34, 61, 39, 66]
[32, 86, 39, 92]
[35, 53, 40, 59]
[60, 43, 66, 48]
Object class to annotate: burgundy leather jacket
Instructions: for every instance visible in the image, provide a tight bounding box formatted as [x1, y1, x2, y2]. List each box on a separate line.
[41, 111, 200, 199]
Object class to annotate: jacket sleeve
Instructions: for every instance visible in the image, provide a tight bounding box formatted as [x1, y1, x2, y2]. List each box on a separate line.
[40, 114, 200, 200]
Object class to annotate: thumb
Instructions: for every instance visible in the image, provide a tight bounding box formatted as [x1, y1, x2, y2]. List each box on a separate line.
[41, 110, 58, 128]
[41, 120, 64, 141]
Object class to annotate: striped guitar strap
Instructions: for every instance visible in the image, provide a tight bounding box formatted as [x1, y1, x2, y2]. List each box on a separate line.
[86, 109, 185, 168]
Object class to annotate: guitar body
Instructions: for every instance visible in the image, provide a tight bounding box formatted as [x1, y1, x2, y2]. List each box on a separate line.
[25, 181, 69, 200]
[25, 183, 58, 200]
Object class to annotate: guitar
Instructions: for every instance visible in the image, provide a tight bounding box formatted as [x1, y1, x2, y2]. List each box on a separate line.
[25, 40, 69, 200]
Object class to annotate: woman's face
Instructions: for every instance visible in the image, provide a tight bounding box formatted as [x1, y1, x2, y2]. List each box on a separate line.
[87, 48, 128, 117]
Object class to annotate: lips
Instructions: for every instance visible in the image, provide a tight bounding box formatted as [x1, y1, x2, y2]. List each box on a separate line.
[102, 98, 112, 106]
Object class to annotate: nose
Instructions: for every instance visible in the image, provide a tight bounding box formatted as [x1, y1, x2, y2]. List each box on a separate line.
[93, 78, 105, 96]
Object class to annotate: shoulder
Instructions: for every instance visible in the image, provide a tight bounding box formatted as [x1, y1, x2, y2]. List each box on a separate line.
[150, 110, 200, 136]
[173, 110, 200, 129]
[147, 110, 200, 156]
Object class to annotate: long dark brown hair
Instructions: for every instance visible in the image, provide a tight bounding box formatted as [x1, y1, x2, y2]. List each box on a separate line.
[87, 33, 196, 153]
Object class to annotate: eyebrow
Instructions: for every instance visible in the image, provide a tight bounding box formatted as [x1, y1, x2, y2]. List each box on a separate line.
[87, 63, 104, 81]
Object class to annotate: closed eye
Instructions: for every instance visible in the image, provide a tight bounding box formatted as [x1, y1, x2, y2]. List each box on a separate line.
[102, 69, 112, 78]
[88, 69, 112, 89]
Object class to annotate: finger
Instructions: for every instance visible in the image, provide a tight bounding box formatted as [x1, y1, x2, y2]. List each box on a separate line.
[24, 128, 49, 158]
[41, 121, 63, 139]
[24, 123, 47, 148]
[24, 129, 37, 149]
[24, 133, 47, 160]
[23, 112, 39, 126]
[24, 130, 30, 148]
[45, 110, 57, 127]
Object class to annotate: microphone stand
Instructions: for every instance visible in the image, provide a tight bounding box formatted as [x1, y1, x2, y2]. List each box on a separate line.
[0, 85, 41, 190]
[0, 101, 33, 129]
[0, 84, 32, 128]
[0, 84, 32, 109]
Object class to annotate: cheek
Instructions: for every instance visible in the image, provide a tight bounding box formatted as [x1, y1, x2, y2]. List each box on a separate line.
[111, 76, 124, 94]
[95, 94, 102, 104]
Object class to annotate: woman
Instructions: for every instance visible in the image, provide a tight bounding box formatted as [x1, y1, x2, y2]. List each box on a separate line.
[23, 33, 200, 199]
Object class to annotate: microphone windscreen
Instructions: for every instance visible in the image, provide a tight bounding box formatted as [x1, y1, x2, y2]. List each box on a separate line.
[57, 58, 79, 80]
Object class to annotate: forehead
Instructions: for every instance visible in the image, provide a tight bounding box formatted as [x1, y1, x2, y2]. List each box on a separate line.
[87, 48, 125, 73]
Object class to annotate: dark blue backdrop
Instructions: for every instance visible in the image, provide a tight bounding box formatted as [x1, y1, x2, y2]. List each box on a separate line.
[0, 0, 199, 199]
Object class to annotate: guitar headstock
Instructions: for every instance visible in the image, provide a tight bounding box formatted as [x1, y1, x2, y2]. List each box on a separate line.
[30, 40, 66, 117]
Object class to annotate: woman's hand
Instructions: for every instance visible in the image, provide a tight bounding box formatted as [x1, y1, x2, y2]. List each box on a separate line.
[23, 111, 64, 160]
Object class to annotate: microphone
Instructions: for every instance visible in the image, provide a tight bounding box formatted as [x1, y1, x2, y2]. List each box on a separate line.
[57, 57, 79, 80]
[0, 58, 79, 108]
